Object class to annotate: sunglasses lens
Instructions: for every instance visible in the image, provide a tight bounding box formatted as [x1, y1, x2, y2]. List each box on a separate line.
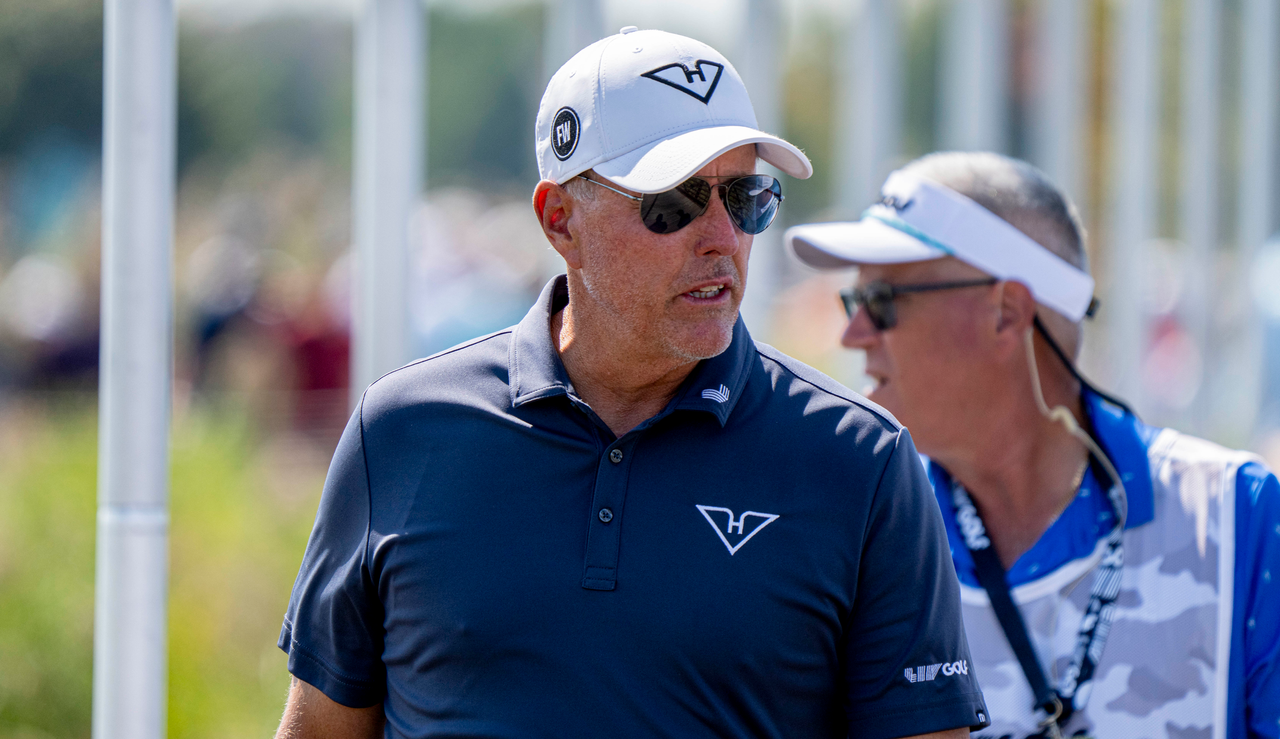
[850, 283, 895, 331]
[723, 176, 781, 235]
[641, 178, 711, 234]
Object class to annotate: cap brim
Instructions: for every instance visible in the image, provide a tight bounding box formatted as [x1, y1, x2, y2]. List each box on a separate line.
[786, 219, 947, 270]
[593, 125, 812, 193]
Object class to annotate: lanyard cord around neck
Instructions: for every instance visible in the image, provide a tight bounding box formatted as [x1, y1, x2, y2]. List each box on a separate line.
[952, 462, 1126, 737]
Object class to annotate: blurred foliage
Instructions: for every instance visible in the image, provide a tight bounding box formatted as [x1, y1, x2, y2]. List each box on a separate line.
[178, 17, 354, 174]
[0, 397, 327, 738]
[900, 1, 943, 163]
[427, 4, 545, 193]
[778, 18, 836, 224]
[0, 0, 550, 195]
[0, 0, 103, 161]
[0, 399, 96, 739]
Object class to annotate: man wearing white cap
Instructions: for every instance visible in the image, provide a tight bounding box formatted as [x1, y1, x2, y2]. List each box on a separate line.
[275, 29, 988, 739]
[788, 151, 1280, 738]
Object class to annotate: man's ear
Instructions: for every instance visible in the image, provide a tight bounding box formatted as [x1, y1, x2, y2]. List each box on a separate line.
[533, 180, 582, 270]
[995, 280, 1038, 337]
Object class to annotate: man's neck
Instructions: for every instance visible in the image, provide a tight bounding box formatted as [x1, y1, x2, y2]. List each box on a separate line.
[936, 384, 1088, 570]
[552, 305, 699, 438]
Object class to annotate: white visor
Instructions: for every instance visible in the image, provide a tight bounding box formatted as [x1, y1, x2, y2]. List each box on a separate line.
[786, 171, 1096, 321]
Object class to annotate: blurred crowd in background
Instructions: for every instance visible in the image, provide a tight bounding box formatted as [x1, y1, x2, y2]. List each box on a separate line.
[2, 0, 1280, 735]
[0, 0, 565, 447]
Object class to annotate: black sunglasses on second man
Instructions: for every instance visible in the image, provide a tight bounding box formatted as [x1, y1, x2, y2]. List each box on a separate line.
[839, 278, 999, 331]
[579, 174, 784, 235]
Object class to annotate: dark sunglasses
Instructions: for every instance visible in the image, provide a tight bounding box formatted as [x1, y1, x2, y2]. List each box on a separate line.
[839, 278, 999, 330]
[579, 174, 784, 235]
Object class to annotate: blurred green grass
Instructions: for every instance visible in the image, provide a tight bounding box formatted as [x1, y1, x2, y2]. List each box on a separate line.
[0, 395, 329, 739]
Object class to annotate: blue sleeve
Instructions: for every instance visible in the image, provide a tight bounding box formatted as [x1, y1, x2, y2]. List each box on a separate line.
[844, 430, 989, 738]
[277, 400, 386, 708]
[1229, 461, 1280, 738]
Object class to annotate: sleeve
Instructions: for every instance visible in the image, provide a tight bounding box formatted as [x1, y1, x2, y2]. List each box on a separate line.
[1230, 462, 1280, 739]
[843, 428, 990, 739]
[277, 399, 387, 708]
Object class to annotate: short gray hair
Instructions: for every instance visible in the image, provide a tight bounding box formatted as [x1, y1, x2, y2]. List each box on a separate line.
[901, 152, 1088, 273]
[561, 170, 598, 203]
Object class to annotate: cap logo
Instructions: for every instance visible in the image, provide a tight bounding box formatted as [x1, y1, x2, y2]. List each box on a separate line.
[641, 60, 724, 104]
[551, 107, 580, 161]
[880, 194, 913, 213]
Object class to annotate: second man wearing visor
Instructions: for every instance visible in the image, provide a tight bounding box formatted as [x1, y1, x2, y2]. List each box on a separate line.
[789, 152, 1280, 738]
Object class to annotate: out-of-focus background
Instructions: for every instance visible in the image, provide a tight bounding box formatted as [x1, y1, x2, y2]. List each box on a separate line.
[1, 0, 1278, 736]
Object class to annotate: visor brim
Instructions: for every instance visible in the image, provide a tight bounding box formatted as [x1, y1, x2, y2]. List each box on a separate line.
[786, 219, 948, 270]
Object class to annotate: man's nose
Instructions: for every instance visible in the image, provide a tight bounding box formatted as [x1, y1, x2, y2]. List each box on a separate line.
[692, 187, 743, 256]
[840, 304, 881, 349]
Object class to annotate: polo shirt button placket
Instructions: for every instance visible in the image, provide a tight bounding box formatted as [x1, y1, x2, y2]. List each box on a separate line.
[582, 443, 632, 591]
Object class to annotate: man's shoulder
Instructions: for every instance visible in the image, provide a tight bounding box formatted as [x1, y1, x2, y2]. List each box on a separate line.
[1143, 425, 1269, 482]
[360, 328, 515, 420]
[749, 341, 903, 438]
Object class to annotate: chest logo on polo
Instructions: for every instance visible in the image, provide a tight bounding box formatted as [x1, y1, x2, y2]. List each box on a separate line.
[641, 60, 724, 104]
[700, 384, 730, 403]
[695, 505, 779, 555]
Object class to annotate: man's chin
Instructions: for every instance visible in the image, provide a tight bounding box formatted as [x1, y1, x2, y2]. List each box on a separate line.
[666, 320, 737, 362]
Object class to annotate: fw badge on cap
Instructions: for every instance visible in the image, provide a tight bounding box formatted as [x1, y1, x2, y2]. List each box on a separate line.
[535, 27, 812, 194]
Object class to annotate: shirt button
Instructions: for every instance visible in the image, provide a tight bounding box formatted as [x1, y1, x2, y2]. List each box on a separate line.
[609, 449, 623, 464]
[598, 507, 614, 523]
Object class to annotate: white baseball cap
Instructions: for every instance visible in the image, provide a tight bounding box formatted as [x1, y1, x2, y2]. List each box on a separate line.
[786, 170, 1097, 321]
[536, 27, 812, 194]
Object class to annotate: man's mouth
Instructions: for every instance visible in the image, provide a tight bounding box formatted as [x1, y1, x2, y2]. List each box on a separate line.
[685, 284, 726, 299]
[863, 375, 888, 395]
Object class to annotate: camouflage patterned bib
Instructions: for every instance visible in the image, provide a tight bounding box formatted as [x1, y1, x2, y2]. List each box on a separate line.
[965, 429, 1260, 739]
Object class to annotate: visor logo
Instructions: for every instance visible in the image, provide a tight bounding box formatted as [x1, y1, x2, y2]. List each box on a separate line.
[642, 60, 724, 104]
[551, 107, 580, 161]
[879, 194, 914, 213]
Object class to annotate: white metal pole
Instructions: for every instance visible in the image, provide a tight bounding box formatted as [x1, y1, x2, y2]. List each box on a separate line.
[1107, 0, 1159, 409]
[1235, 0, 1278, 440]
[1179, 0, 1220, 433]
[94, 0, 175, 737]
[940, 0, 1010, 152]
[1032, 0, 1089, 208]
[836, 0, 901, 213]
[352, 0, 424, 400]
[737, 0, 784, 341]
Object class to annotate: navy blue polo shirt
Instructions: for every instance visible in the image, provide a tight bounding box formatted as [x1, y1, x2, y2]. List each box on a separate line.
[279, 276, 988, 739]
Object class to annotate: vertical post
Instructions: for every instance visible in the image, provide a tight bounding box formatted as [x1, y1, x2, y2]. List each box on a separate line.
[94, 0, 175, 737]
[737, 0, 784, 341]
[939, 0, 1010, 152]
[1032, 0, 1089, 207]
[836, 0, 902, 213]
[352, 0, 425, 400]
[1106, 0, 1159, 408]
[543, 0, 604, 80]
[1179, 0, 1220, 432]
[1235, 0, 1278, 439]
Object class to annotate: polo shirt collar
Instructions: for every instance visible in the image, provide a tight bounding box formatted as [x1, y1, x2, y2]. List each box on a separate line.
[509, 275, 754, 426]
[510, 276, 575, 406]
